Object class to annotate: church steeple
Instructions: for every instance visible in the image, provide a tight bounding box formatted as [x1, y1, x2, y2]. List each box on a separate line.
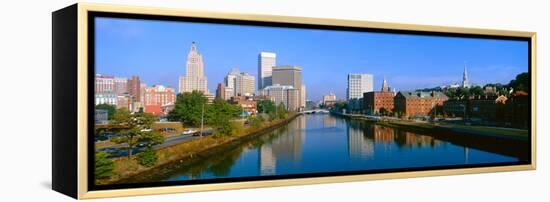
[381, 76, 390, 92]
[462, 62, 469, 88]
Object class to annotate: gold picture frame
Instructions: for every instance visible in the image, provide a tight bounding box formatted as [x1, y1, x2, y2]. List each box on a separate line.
[52, 3, 536, 199]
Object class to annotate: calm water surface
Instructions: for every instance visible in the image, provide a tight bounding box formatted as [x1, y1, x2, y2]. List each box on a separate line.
[164, 114, 518, 181]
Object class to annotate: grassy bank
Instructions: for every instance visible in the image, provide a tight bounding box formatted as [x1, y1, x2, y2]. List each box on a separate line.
[96, 113, 299, 185]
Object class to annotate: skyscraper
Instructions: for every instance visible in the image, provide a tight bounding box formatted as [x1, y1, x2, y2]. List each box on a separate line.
[235, 72, 256, 96]
[258, 52, 276, 89]
[179, 42, 208, 94]
[462, 64, 470, 88]
[272, 65, 305, 110]
[347, 73, 373, 100]
[224, 67, 256, 97]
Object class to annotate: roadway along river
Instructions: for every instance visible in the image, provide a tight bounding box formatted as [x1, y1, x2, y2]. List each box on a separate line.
[139, 113, 521, 182]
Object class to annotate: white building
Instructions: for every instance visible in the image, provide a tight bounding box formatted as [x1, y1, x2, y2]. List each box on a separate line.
[236, 72, 256, 96]
[95, 74, 115, 93]
[347, 73, 373, 100]
[258, 52, 276, 90]
[224, 67, 256, 98]
[179, 42, 208, 94]
[95, 92, 117, 106]
[258, 84, 300, 111]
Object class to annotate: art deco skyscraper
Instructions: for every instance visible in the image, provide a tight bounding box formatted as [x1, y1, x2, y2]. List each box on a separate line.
[179, 42, 208, 94]
[258, 52, 276, 90]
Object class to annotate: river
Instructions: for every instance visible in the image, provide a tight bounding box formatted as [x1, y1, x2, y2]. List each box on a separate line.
[140, 113, 521, 182]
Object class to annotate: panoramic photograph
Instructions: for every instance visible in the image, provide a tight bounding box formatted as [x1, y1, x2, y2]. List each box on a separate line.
[92, 16, 530, 186]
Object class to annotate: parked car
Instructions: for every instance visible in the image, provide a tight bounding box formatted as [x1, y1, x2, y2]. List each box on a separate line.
[159, 127, 177, 133]
[182, 129, 198, 135]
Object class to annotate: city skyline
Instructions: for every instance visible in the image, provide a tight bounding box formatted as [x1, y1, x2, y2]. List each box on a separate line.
[95, 17, 528, 101]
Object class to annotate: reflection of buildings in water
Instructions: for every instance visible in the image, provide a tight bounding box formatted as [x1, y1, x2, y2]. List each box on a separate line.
[373, 125, 396, 145]
[259, 144, 276, 175]
[347, 126, 374, 159]
[259, 116, 305, 175]
[370, 125, 443, 149]
[272, 118, 303, 162]
[464, 146, 469, 164]
[322, 115, 337, 128]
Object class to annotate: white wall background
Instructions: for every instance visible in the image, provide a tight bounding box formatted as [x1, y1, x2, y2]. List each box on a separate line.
[0, 0, 547, 201]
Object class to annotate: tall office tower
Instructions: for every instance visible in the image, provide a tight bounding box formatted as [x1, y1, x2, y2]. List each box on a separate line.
[235, 72, 256, 96]
[258, 52, 276, 89]
[225, 67, 256, 97]
[462, 64, 470, 88]
[179, 42, 208, 94]
[224, 67, 239, 98]
[127, 75, 141, 103]
[347, 73, 373, 100]
[215, 83, 225, 100]
[272, 65, 304, 110]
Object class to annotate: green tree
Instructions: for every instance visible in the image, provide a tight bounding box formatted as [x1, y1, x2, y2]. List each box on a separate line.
[95, 151, 114, 179]
[96, 104, 116, 120]
[137, 147, 158, 167]
[508, 72, 529, 93]
[276, 102, 288, 119]
[168, 91, 208, 126]
[469, 86, 484, 97]
[110, 108, 163, 160]
[206, 98, 241, 137]
[257, 100, 276, 114]
[248, 116, 264, 128]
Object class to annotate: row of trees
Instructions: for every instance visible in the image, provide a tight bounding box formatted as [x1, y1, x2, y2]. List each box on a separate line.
[95, 108, 165, 180]
[432, 72, 530, 99]
[167, 91, 242, 137]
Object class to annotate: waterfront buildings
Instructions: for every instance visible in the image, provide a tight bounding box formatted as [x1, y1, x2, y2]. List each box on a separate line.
[347, 73, 373, 100]
[258, 84, 300, 111]
[229, 96, 257, 116]
[271, 65, 305, 111]
[235, 72, 256, 96]
[272, 65, 302, 88]
[143, 85, 176, 116]
[322, 93, 337, 106]
[223, 67, 256, 98]
[258, 52, 276, 89]
[363, 78, 395, 115]
[179, 42, 208, 94]
[394, 91, 448, 118]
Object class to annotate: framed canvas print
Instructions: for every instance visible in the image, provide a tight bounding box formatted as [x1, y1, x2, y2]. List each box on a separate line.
[52, 3, 536, 199]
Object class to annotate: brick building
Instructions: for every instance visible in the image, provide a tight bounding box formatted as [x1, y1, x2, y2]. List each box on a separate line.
[143, 85, 176, 116]
[394, 91, 448, 118]
[363, 91, 395, 115]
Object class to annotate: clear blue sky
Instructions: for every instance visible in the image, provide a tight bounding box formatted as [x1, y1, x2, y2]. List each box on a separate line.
[95, 17, 528, 101]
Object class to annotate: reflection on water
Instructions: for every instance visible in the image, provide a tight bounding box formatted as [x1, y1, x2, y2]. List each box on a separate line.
[163, 114, 518, 182]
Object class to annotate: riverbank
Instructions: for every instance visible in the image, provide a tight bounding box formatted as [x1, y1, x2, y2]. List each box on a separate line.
[96, 113, 300, 185]
[332, 111, 529, 159]
[331, 111, 528, 141]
